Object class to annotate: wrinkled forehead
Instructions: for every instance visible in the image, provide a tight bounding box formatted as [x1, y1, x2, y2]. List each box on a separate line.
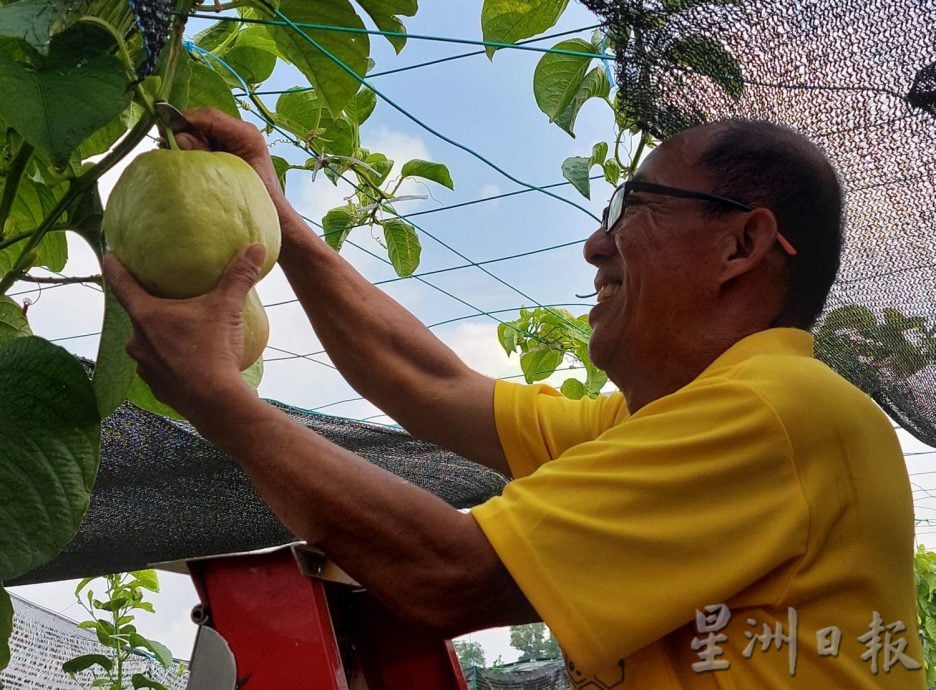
[634, 128, 715, 187]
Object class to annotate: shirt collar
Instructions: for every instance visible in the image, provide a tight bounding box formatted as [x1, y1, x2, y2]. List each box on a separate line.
[696, 327, 815, 381]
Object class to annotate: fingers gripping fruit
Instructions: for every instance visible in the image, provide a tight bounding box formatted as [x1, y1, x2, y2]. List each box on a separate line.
[103, 149, 281, 370]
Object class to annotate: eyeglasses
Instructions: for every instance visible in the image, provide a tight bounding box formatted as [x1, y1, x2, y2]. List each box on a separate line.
[601, 179, 798, 256]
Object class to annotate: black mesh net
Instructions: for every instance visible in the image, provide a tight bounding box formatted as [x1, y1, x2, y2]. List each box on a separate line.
[129, 0, 174, 77]
[9, 400, 507, 586]
[581, 0, 936, 446]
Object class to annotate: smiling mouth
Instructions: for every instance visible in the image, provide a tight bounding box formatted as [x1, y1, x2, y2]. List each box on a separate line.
[596, 283, 620, 302]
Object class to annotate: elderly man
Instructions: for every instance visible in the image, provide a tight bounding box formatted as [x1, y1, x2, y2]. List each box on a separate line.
[103, 110, 924, 688]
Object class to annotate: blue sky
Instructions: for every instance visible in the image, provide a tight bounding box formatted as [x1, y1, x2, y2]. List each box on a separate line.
[7, 0, 936, 674]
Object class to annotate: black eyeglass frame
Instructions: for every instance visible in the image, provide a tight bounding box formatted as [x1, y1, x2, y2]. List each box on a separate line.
[600, 179, 798, 256]
[601, 180, 752, 232]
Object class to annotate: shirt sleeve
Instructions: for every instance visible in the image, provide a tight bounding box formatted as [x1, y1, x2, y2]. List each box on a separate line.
[493, 379, 629, 478]
[473, 376, 810, 677]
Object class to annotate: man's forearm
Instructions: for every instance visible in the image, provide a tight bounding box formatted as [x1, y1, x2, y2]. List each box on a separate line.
[186, 381, 535, 635]
[273, 208, 507, 473]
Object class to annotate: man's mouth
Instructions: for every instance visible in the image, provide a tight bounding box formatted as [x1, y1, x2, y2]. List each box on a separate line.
[596, 282, 620, 303]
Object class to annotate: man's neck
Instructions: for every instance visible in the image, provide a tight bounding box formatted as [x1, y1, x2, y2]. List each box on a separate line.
[616, 325, 768, 414]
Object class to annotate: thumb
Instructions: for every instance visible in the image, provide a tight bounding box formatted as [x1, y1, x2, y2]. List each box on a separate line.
[217, 244, 266, 300]
[102, 252, 151, 312]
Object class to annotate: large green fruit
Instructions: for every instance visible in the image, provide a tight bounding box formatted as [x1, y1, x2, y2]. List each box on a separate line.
[103, 149, 281, 370]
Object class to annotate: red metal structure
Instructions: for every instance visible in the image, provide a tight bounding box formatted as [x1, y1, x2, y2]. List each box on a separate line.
[185, 545, 469, 689]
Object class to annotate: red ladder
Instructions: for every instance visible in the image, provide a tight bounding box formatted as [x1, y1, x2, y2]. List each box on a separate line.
[184, 545, 469, 690]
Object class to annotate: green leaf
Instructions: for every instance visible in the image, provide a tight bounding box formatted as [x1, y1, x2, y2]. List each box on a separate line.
[193, 20, 237, 53]
[361, 151, 393, 185]
[666, 33, 743, 100]
[354, 0, 418, 54]
[382, 218, 420, 277]
[533, 39, 594, 123]
[148, 639, 173, 667]
[399, 159, 454, 190]
[75, 576, 96, 596]
[561, 155, 592, 199]
[0, 296, 32, 346]
[131, 674, 170, 690]
[127, 372, 184, 421]
[93, 618, 115, 645]
[1, 175, 68, 274]
[818, 304, 877, 333]
[92, 286, 136, 419]
[584, 362, 608, 396]
[0, 337, 100, 580]
[481, 0, 570, 59]
[0, 0, 69, 52]
[275, 89, 357, 158]
[270, 155, 290, 192]
[266, 0, 370, 115]
[63, 653, 114, 674]
[520, 347, 562, 383]
[559, 378, 585, 399]
[590, 142, 608, 165]
[497, 322, 519, 355]
[130, 569, 159, 592]
[0, 24, 132, 166]
[602, 158, 621, 186]
[96, 595, 129, 612]
[78, 110, 133, 160]
[553, 66, 610, 136]
[67, 177, 105, 255]
[275, 89, 325, 141]
[171, 52, 240, 118]
[344, 86, 378, 125]
[322, 206, 355, 251]
[0, 586, 10, 672]
[219, 44, 276, 87]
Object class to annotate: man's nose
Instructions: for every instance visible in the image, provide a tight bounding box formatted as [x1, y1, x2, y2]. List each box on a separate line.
[584, 225, 615, 266]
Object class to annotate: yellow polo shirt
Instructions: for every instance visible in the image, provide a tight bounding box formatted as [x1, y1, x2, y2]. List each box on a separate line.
[472, 328, 923, 689]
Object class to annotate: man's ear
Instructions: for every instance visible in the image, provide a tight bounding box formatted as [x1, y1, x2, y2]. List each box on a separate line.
[719, 207, 781, 284]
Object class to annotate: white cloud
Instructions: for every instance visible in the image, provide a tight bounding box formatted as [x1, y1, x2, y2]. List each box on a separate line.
[479, 184, 501, 209]
[443, 321, 522, 380]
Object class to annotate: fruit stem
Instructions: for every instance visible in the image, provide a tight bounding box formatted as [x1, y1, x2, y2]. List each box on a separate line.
[162, 128, 181, 151]
[156, 1, 194, 103]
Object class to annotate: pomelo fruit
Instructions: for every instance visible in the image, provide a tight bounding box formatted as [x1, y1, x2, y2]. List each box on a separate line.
[103, 148, 280, 370]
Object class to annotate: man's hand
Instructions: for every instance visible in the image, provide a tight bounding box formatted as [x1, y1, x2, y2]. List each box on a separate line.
[102, 245, 267, 419]
[171, 108, 289, 216]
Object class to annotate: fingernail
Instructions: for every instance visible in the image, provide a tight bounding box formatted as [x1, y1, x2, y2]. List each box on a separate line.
[246, 244, 266, 267]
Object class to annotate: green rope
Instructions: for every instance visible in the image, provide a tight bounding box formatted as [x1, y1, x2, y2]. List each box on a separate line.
[263, 237, 586, 309]
[187, 13, 610, 62]
[242, 24, 601, 93]
[254, 0, 600, 223]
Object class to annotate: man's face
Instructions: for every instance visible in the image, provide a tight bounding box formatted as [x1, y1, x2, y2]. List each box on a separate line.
[584, 131, 726, 379]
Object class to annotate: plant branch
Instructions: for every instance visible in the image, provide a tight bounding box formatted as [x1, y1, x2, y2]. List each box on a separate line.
[0, 142, 35, 239]
[629, 135, 648, 174]
[157, 1, 195, 103]
[195, 0, 250, 10]
[19, 274, 102, 285]
[0, 114, 154, 295]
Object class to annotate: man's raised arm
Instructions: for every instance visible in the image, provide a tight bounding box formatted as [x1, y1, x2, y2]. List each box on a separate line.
[175, 108, 510, 476]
